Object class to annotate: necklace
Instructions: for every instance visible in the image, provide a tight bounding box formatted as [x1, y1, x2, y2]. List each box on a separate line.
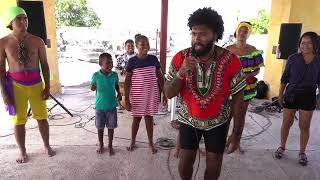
[13, 33, 30, 67]
[199, 49, 216, 69]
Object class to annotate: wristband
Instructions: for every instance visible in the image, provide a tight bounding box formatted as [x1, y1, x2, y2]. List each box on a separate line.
[176, 71, 185, 80]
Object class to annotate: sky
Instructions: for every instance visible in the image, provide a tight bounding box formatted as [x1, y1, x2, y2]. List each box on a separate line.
[88, 0, 272, 38]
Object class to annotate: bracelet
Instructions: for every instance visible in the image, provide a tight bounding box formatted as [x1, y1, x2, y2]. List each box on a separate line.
[176, 71, 185, 80]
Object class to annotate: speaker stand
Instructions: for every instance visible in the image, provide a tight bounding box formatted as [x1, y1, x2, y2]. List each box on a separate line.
[28, 94, 73, 117]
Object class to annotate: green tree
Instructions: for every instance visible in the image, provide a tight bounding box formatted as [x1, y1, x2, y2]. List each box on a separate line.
[55, 0, 101, 27]
[250, 9, 270, 34]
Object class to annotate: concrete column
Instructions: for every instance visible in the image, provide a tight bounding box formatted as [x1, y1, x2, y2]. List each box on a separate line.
[160, 0, 168, 72]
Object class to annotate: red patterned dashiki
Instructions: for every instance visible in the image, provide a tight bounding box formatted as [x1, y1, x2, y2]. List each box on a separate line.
[166, 47, 246, 130]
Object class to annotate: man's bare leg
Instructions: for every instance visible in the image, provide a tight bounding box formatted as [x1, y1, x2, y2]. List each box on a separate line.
[37, 120, 56, 157]
[178, 149, 197, 180]
[204, 152, 223, 180]
[14, 124, 28, 163]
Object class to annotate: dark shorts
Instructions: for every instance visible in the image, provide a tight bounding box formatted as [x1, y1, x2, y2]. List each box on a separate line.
[179, 121, 230, 154]
[284, 88, 316, 111]
[95, 108, 118, 129]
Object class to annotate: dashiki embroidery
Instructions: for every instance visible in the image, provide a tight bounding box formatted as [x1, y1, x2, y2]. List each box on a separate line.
[166, 47, 246, 130]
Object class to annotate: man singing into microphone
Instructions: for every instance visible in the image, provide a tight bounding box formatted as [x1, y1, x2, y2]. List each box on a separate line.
[164, 8, 246, 180]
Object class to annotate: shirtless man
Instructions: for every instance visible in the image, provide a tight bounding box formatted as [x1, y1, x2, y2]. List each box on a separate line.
[0, 7, 55, 163]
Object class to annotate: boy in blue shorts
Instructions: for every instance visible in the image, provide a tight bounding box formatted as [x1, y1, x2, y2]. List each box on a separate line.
[91, 53, 122, 155]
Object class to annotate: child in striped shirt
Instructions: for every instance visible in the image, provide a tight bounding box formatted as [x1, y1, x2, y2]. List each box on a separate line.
[124, 34, 167, 154]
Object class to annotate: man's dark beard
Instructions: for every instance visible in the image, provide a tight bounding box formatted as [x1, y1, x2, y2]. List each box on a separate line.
[191, 40, 214, 57]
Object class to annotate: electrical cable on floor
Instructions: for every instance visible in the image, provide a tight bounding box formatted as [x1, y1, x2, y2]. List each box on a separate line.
[0, 103, 177, 150]
[1, 102, 319, 180]
[61, 91, 92, 95]
[0, 126, 38, 138]
[49, 114, 65, 120]
[156, 137, 176, 150]
[50, 114, 84, 127]
[167, 149, 175, 180]
[80, 126, 150, 145]
[75, 112, 177, 180]
[81, 126, 177, 151]
[67, 104, 94, 113]
[1, 103, 317, 153]
[241, 113, 272, 140]
[2, 96, 319, 180]
[192, 127, 201, 180]
[0, 103, 91, 138]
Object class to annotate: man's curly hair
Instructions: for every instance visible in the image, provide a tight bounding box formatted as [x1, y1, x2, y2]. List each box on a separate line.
[188, 7, 224, 41]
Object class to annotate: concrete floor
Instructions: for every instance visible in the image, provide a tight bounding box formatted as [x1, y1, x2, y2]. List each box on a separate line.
[0, 85, 319, 180]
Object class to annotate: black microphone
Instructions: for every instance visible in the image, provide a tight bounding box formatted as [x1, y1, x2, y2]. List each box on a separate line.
[190, 47, 197, 58]
[186, 48, 196, 90]
[190, 47, 197, 57]
[188, 48, 197, 77]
